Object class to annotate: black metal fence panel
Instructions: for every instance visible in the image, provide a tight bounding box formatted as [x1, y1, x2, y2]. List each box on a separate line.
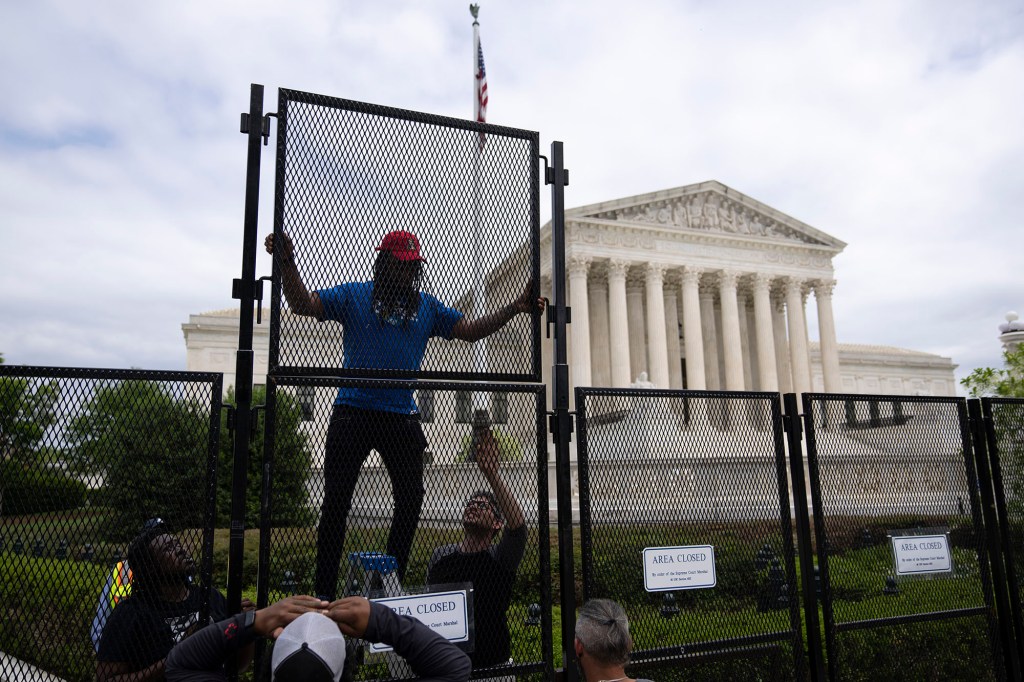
[575, 388, 804, 681]
[802, 394, 1001, 682]
[257, 377, 552, 680]
[269, 89, 541, 382]
[983, 397, 1024, 675]
[0, 366, 223, 682]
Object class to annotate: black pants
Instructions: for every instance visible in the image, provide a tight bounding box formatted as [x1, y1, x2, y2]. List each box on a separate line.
[314, 404, 427, 598]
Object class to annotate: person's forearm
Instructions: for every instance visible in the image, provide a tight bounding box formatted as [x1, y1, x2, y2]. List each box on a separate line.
[165, 613, 255, 681]
[456, 303, 518, 342]
[483, 470, 525, 530]
[98, 660, 164, 682]
[279, 259, 316, 316]
[365, 602, 471, 681]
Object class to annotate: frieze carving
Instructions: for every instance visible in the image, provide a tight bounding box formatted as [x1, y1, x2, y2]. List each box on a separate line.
[591, 191, 824, 246]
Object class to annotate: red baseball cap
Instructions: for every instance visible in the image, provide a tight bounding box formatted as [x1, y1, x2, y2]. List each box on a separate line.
[376, 230, 425, 263]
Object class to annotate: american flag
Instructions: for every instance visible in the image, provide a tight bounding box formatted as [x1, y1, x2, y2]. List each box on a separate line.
[475, 33, 488, 149]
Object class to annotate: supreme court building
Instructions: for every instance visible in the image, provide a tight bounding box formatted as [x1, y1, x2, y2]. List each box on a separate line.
[183, 181, 957, 402]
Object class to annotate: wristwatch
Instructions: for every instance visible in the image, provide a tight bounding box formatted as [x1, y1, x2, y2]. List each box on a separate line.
[243, 609, 257, 635]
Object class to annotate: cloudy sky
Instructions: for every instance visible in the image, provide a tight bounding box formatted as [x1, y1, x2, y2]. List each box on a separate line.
[1, 0, 1021, 389]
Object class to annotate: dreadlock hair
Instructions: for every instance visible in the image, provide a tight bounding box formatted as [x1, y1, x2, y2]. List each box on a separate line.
[125, 522, 171, 602]
[574, 598, 634, 667]
[371, 251, 423, 327]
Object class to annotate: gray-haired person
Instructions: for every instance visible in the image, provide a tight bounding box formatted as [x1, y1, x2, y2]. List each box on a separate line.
[574, 599, 654, 682]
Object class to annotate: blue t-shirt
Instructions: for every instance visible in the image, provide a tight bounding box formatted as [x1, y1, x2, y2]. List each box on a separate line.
[317, 281, 463, 413]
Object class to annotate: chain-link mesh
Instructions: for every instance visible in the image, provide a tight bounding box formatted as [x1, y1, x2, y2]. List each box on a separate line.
[270, 89, 541, 381]
[803, 394, 1000, 681]
[0, 366, 223, 682]
[575, 388, 803, 680]
[258, 377, 551, 680]
[984, 398, 1024, 674]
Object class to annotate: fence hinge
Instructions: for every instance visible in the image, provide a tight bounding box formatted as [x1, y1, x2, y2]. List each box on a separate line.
[548, 411, 575, 444]
[239, 111, 276, 145]
[782, 411, 802, 440]
[545, 301, 570, 338]
[255, 276, 273, 323]
[539, 155, 570, 186]
[222, 404, 236, 433]
[250, 404, 265, 442]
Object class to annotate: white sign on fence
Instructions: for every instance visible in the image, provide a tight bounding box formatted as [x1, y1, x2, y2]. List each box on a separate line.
[369, 589, 470, 652]
[890, 532, 952, 576]
[642, 545, 717, 591]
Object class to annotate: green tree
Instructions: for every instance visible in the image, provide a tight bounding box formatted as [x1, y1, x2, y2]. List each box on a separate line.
[962, 345, 1024, 517]
[218, 385, 314, 529]
[961, 345, 1024, 398]
[0, 376, 60, 465]
[68, 380, 213, 541]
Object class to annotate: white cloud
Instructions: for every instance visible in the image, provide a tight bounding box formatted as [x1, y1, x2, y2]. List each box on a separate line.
[1, 0, 1021, 388]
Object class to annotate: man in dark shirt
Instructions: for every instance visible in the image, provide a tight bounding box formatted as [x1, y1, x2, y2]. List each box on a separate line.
[97, 524, 233, 682]
[426, 429, 526, 669]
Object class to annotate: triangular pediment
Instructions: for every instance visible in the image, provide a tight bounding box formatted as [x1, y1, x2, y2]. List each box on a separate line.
[567, 180, 846, 251]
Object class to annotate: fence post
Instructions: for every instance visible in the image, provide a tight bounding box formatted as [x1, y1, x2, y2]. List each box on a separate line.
[969, 398, 1019, 681]
[983, 398, 1024, 678]
[783, 393, 825, 682]
[547, 141, 580, 682]
[227, 83, 266, 614]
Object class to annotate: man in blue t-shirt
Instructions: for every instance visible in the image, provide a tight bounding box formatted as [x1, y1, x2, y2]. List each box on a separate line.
[265, 229, 542, 598]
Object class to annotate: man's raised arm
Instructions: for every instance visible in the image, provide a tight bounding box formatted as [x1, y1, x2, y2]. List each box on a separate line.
[475, 430, 524, 531]
[264, 232, 324, 319]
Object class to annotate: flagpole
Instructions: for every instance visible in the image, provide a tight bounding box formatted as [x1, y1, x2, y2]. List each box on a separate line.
[470, 4, 487, 416]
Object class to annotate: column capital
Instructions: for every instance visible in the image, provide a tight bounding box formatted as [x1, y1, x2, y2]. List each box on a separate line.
[568, 255, 591, 278]
[607, 258, 630, 279]
[813, 278, 837, 298]
[645, 263, 667, 282]
[680, 266, 703, 287]
[784, 276, 804, 294]
[751, 272, 775, 294]
[718, 269, 739, 289]
[699, 280, 718, 300]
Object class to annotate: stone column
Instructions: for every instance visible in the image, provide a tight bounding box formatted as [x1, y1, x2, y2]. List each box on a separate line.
[771, 293, 793, 394]
[645, 264, 670, 388]
[814, 279, 842, 393]
[663, 283, 683, 389]
[606, 260, 631, 388]
[785, 277, 812, 395]
[801, 285, 814, 391]
[737, 290, 753, 391]
[680, 267, 706, 390]
[568, 256, 592, 389]
[589, 274, 611, 388]
[699, 281, 721, 390]
[718, 270, 745, 390]
[751, 273, 779, 392]
[626, 275, 647, 383]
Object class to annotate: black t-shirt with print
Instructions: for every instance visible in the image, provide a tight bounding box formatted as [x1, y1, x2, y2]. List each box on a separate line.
[97, 584, 228, 670]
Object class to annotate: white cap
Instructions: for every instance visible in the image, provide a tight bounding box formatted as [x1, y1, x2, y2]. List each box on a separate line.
[271, 612, 346, 682]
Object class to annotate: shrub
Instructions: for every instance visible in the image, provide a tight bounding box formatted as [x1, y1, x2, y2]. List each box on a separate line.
[1, 461, 86, 516]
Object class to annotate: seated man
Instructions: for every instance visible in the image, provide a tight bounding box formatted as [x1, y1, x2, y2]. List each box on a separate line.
[90, 517, 166, 652]
[425, 429, 526, 669]
[96, 523, 235, 682]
